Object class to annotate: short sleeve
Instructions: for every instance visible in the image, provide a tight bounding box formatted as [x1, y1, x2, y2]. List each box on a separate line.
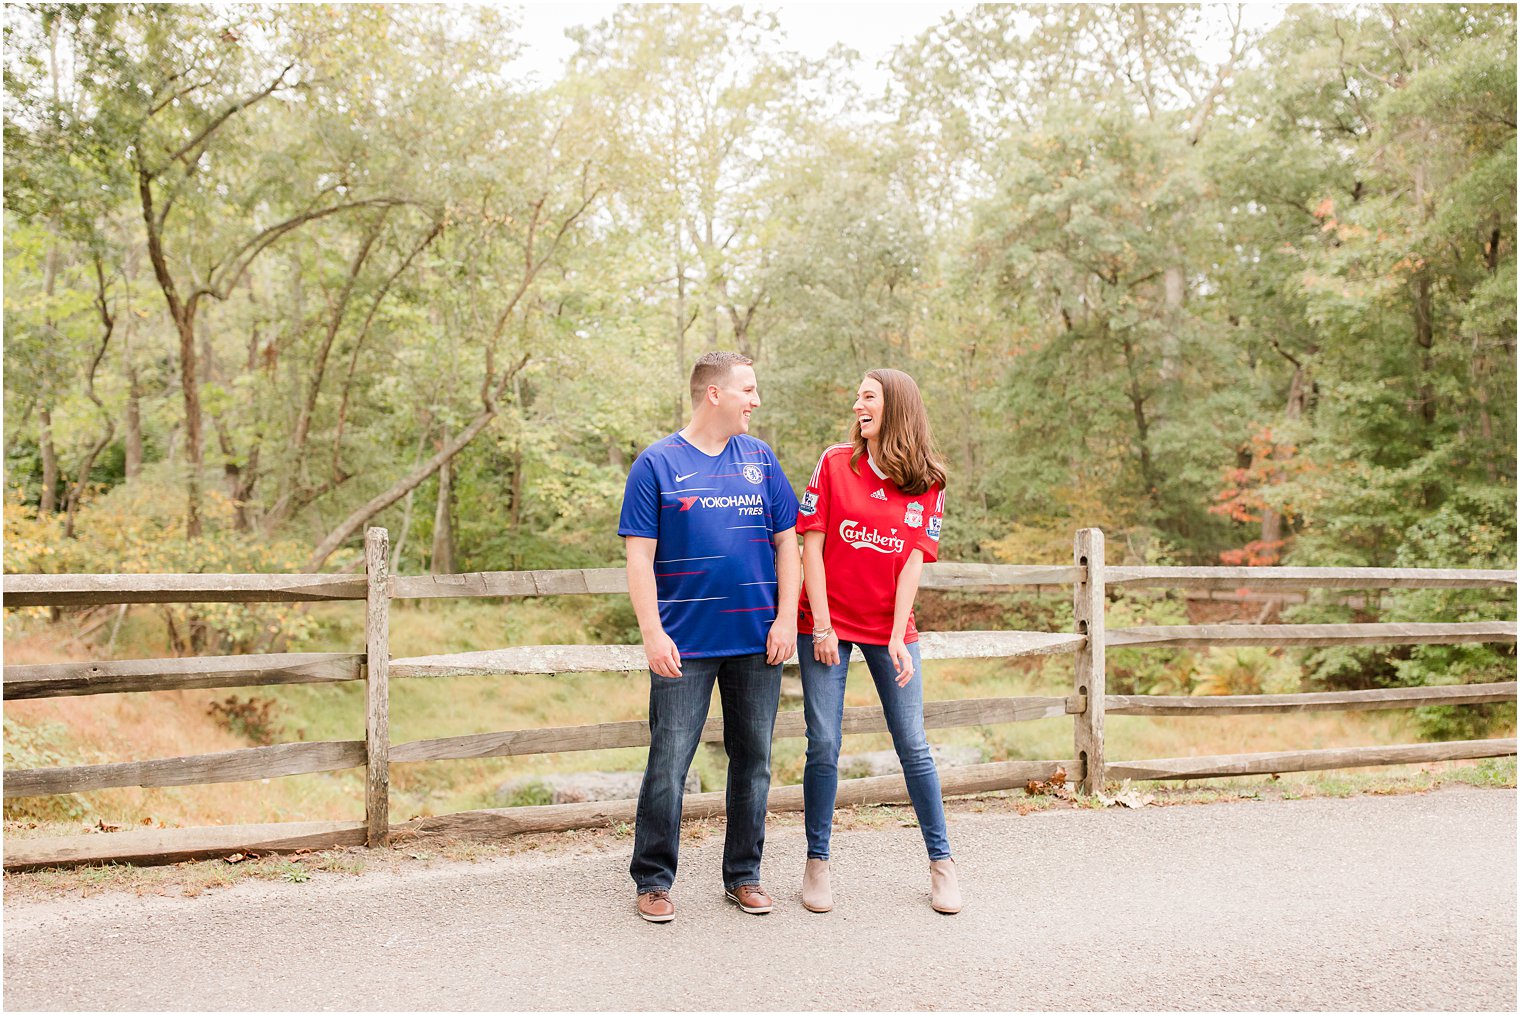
[768, 454, 799, 533]
[617, 452, 661, 538]
[795, 450, 832, 534]
[916, 486, 944, 562]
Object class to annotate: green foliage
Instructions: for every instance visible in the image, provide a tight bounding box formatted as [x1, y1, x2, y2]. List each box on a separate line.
[1193, 648, 1302, 697]
[4, 469, 327, 652]
[0, 5, 1512, 748]
[2, 717, 92, 822]
[502, 780, 555, 808]
[1106, 594, 1196, 696]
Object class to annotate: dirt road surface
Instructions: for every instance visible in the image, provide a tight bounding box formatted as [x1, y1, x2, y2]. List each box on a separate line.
[4, 789, 1514, 1011]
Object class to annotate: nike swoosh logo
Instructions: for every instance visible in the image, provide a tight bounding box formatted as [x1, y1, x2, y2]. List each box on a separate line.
[675, 471, 699, 482]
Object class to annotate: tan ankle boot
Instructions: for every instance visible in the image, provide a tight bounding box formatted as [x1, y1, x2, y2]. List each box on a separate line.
[930, 858, 962, 914]
[801, 858, 832, 913]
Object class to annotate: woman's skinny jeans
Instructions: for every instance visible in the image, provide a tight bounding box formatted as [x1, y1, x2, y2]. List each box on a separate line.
[797, 636, 951, 861]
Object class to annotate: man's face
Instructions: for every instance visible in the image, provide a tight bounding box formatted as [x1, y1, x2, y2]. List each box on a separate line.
[711, 364, 761, 436]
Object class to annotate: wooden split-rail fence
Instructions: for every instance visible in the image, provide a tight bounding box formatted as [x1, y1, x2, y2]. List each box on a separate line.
[3, 528, 1516, 871]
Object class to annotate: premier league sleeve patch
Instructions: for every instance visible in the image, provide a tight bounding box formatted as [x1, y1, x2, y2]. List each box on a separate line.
[800, 490, 819, 516]
[926, 515, 942, 541]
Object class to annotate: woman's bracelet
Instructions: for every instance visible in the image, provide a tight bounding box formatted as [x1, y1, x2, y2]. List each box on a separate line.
[811, 626, 834, 641]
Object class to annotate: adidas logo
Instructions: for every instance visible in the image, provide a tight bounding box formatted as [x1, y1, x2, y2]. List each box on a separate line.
[871, 488, 887, 501]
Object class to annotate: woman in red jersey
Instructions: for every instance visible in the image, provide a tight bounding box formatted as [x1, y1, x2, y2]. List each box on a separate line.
[794, 368, 961, 915]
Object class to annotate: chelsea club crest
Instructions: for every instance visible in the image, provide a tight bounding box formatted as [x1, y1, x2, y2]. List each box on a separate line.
[742, 463, 764, 485]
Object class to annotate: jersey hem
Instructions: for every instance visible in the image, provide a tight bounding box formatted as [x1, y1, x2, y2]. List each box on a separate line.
[675, 645, 774, 659]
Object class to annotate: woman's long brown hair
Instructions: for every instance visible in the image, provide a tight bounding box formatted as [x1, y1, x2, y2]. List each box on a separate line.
[850, 368, 946, 496]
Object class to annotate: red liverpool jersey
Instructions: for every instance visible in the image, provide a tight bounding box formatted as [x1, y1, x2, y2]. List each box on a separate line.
[796, 443, 945, 644]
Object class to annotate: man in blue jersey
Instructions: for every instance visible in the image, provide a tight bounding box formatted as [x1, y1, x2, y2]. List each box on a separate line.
[618, 351, 800, 923]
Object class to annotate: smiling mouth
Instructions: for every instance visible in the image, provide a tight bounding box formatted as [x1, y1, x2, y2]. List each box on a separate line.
[858, 414, 874, 426]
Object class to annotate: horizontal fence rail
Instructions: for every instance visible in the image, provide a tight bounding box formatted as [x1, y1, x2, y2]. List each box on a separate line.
[2, 573, 368, 606]
[1, 821, 370, 872]
[1104, 566, 1517, 590]
[4, 696, 1082, 799]
[389, 562, 1086, 600]
[389, 630, 1086, 678]
[1107, 682, 1518, 716]
[2, 652, 364, 700]
[3, 535, 1515, 870]
[0, 759, 1075, 872]
[8, 563, 1512, 608]
[14, 682, 1515, 800]
[3, 741, 366, 798]
[1107, 621, 1516, 649]
[1107, 739, 1518, 782]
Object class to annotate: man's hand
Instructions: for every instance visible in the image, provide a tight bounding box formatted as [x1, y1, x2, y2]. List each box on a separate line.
[644, 630, 682, 679]
[766, 616, 797, 666]
[888, 637, 914, 687]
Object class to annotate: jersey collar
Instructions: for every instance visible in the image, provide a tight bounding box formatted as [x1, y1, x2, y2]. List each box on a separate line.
[866, 453, 888, 480]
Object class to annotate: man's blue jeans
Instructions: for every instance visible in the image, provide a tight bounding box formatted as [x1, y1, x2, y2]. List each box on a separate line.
[630, 652, 782, 894]
[797, 637, 952, 861]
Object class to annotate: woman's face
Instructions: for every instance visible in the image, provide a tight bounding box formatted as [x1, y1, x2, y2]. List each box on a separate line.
[854, 376, 884, 441]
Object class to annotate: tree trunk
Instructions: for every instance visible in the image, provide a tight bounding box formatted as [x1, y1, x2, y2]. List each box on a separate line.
[1160, 264, 1185, 381]
[123, 333, 143, 480]
[215, 420, 258, 532]
[1118, 328, 1158, 504]
[291, 220, 383, 462]
[674, 227, 689, 430]
[1412, 268, 1436, 427]
[304, 405, 502, 571]
[38, 407, 58, 514]
[40, 234, 59, 514]
[430, 456, 455, 575]
[65, 274, 117, 539]
[139, 165, 204, 538]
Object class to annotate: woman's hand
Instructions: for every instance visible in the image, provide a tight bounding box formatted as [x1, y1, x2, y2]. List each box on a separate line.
[888, 637, 914, 687]
[813, 630, 840, 667]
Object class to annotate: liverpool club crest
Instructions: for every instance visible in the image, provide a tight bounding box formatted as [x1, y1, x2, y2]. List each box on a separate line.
[904, 501, 924, 528]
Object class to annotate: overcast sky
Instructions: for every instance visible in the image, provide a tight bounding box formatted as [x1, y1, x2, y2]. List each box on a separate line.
[513, 3, 1287, 94]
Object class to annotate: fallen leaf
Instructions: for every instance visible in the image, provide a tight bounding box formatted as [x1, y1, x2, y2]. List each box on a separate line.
[1094, 780, 1154, 809]
[95, 819, 121, 833]
[224, 853, 247, 864]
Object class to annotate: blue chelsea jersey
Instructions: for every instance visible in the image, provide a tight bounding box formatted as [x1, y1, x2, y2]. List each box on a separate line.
[617, 432, 799, 658]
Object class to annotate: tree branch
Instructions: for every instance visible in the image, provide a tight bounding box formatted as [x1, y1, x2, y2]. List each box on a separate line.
[161, 61, 297, 170]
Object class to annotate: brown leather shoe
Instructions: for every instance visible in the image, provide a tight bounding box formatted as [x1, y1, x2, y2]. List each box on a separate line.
[724, 882, 773, 914]
[637, 889, 675, 923]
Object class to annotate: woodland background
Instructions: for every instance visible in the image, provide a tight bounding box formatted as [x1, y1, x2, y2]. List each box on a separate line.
[2, 4, 1515, 824]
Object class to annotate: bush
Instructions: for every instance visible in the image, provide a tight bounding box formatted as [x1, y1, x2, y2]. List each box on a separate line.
[2, 716, 92, 822]
[206, 695, 284, 746]
[4, 469, 340, 654]
[502, 780, 555, 807]
[1106, 593, 1196, 696]
[1285, 485, 1517, 736]
[1192, 647, 1301, 697]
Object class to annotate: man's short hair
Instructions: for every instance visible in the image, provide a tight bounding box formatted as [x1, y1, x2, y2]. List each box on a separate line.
[689, 351, 753, 406]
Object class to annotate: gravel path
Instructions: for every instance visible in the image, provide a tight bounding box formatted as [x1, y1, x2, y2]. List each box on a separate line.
[5, 788, 1514, 1011]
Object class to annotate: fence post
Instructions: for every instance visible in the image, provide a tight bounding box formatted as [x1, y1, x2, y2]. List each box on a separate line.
[364, 527, 391, 847]
[1073, 528, 1106, 794]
